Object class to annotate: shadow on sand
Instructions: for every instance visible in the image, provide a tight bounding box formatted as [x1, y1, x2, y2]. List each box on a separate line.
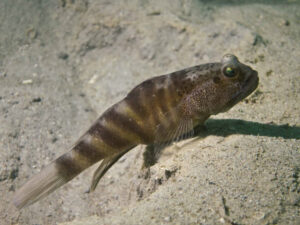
[198, 0, 299, 6]
[201, 118, 300, 140]
[143, 119, 299, 167]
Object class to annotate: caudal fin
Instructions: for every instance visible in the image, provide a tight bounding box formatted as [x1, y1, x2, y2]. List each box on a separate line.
[13, 134, 106, 209]
[13, 124, 132, 209]
[13, 162, 67, 209]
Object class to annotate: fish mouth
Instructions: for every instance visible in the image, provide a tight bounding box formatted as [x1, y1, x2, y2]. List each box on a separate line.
[239, 70, 259, 100]
[224, 70, 259, 111]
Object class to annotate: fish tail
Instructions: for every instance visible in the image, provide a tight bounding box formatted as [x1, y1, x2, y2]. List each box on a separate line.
[13, 132, 109, 209]
[13, 161, 67, 209]
[13, 97, 147, 209]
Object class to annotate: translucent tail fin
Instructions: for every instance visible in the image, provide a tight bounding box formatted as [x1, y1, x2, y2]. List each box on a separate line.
[13, 162, 67, 209]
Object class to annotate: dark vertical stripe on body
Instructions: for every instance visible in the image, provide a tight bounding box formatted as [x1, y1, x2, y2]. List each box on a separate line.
[167, 77, 180, 108]
[155, 87, 169, 116]
[74, 140, 104, 163]
[152, 86, 172, 136]
[55, 140, 105, 180]
[125, 88, 150, 119]
[89, 122, 132, 149]
[104, 107, 151, 143]
[56, 154, 82, 180]
[141, 79, 161, 130]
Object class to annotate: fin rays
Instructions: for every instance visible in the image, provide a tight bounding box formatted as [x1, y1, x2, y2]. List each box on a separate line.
[13, 163, 67, 209]
[153, 113, 194, 162]
[89, 147, 133, 192]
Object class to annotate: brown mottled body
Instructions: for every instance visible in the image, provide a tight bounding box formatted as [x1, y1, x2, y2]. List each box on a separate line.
[13, 54, 258, 209]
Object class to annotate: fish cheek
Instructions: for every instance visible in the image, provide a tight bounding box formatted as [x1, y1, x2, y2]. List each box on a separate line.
[202, 80, 239, 114]
[217, 80, 243, 111]
[181, 84, 217, 118]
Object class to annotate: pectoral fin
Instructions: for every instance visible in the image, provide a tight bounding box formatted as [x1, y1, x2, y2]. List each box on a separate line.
[150, 116, 194, 165]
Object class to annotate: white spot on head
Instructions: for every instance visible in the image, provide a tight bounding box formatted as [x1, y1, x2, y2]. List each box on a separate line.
[185, 71, 198, 81]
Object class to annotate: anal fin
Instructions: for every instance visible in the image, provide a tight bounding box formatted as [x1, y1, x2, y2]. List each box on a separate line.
[89, 148, 132, 192]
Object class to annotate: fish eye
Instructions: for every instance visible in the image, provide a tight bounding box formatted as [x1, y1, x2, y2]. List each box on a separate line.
[223, 66, 237, 78]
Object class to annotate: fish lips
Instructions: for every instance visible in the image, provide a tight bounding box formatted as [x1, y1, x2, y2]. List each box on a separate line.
[240, 70, 259, 100]
[223, 70, 259, 112]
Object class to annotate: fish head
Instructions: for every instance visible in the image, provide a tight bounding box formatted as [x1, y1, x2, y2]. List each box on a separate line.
[216, 54, 259, 112]
[190, 54, 259, 116]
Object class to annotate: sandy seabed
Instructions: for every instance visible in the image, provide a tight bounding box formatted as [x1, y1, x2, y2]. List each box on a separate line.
[0, 0, 299, 224]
